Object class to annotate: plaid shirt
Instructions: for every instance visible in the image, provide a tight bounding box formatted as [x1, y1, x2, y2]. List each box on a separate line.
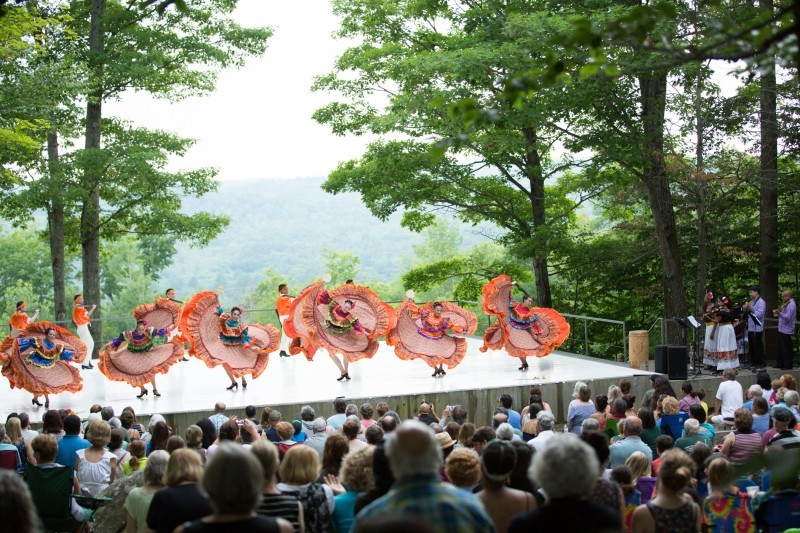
[355, 474, 496, 533]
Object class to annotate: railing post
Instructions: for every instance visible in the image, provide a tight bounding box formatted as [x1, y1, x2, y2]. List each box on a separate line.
[584, 319, 589, 356]
[622, 322, 627, 363]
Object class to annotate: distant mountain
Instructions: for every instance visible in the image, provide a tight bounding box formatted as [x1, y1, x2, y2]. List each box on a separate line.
[160, 177, 487, 302]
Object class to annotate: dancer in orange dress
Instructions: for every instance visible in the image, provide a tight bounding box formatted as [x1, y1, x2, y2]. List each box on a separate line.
[98, 319, 182, 398]
[283, 279, 396, 381]
[9, 301, 39, 332]
[480, 275, 569, 370]
[388, 297, 477, 376]
[0, 322, 87, 408]
[179, 291, 280, 390]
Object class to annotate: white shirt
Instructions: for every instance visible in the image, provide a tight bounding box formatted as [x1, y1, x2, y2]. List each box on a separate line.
[529, 430, 554, 452]
[716, 380, 744, 418]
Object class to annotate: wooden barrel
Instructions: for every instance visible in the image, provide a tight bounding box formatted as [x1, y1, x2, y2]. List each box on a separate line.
[629, 330, 649, 370]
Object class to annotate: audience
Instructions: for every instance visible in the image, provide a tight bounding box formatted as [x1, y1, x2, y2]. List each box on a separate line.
[278, 445, 335, 533]
[124, 450, 168, 533]
[332, 446, 374, 533]
[146, 448, 212, 533]
[609, 416, 652, 467]
[0, 469, 40, 533]
[327, 398, 347, 431]
[678, 381, 700, 414]
[251, 440, 304, 531]
[499, 394, 521, 430]
[711, 368, 744, 425]
[54, 414, 89, 468]
[637, 407, 660, 454]
[631, 449, 700, 533]
[360, 403, 375, 428]
[125, 439, 148, 475]
[471, 426, 496, 456]
[319, 433, 348, 480]
[343, 419, 368, 453]
[306, 417, 329, 458]
[702, 456, 755, 531]
[28, 433, 89, 523]
[625, 451, 656, 504]
[529, 411, 555, 452]
[581, 431, 625, 523]
[721, 408, 763, 466]
[75, 419, 117, 496]
[208, 403, 228, 432]
[185, 425, 207, 464]
[477, 440, 537, 532]
[674, 418, 712, 453]
[5, 417, 33, 470]
[196, 418, 217, 450]
[444, 449, 481, 492]
[567, 384, 595, 435]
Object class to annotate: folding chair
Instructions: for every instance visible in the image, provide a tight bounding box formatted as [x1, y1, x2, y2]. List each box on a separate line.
[24, 464, 79, 532]
[758, 490, 800, 532]
[659, 413, 689, 440]
[0, 449, 19, 471]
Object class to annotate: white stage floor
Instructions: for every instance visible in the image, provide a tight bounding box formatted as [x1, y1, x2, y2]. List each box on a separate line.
[0, 338, 650, 419]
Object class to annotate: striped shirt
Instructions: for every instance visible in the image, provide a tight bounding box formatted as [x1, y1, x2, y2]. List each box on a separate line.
[257, 493, 301, 532]
[729, 431, 763, 465]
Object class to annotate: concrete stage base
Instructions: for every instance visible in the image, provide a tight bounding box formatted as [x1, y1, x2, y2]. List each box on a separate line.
[2, 338, 796, 433]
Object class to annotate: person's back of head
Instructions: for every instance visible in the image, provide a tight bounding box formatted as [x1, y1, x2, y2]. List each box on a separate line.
[109, 427, 125, 451]
[444, 422, 460, 441]
[385, 420, 441, 481]
[756, 370, 771, 391]
[127, 440, 147, 472]
[748, 384, 763, 398]
[31, 434, 57, 463]
[376, 402, 390, 418]
[245, 405, 256, 419]
[536, 410, 555, 431]
[655, 435, 674, 456]
[619, 378, 632, 396]
[785, 390, 800, 407]
[100, 406, 114, 421]
[380, 415, 397, 433]
[656, 449, 695, 493]
[312, 417, 327, 434]
[492, 411, 508, 429]
[689, 403, 706, 424]
[638, 406, 656, 428]
[166, 448, 204, 486]
[752, 396, 769, 416]
[300, 405, 316, 422]
[280, 445, 320, 485]
[18, 412, 29, 429]
[275, 421, 294, 442]
[343, 419, 360, 441]
[580, 430, 610, 469]
[683, 418, 700, 435]
[90, 404, 102, 414]
[251, 440, 279, 482]
[624, 416, 643, 437]
[625, 451, 651, 481]
[582, 418, 601, 433]
[63, 414, 82, 436]
[203, 443, 264, 514]
[445, 449, 481, 489]
[532, 434, 599, 499]
[661, 396, 680, 415]
[185, 425, 203, 448]
[706, 456, 733, 491]
[365, 424, 384, 445]
[214, 402, 226, 414]
[723, 368, 737, 381]
[346, 404, 359, 417]
[495, 422, 514, 441]
[499, 394, 513, 409]
[481, 440, 516, 482]
[166, 436, 186, 454]
[333, 398, 347, 414]
[0, 469, 40, 532]
[451, 405, 468, 425]
[610, 465, 636, 494]
[144, 450, 169, 486]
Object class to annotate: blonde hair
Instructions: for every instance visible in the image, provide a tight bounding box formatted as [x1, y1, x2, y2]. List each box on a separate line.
[625, 451, 651, 483]
[280, 445, 320, 485]
[657, 449, 695, 492]
[85, 419, 111, 447]
[185, 425, 203, 448]
[251, 440, 279, 481]
[444, 449, 481, 489]
[340, 446, 374, 491]
[31, 433, 58, 463]
[5, 417, 22, 445]
[165, 448, 204, 486]
[661, 396, 680, 415]
[607, 385, 623, 404]
[707, 456, 733, 491]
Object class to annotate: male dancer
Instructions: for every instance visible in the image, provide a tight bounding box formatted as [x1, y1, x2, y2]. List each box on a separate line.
[276, 284, 292, 357]
[9, 301, 38, 331]
[743, 285, 766, 369]
[73, 294, 96, 369]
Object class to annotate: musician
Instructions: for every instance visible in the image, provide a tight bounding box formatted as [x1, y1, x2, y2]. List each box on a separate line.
[275, 284, 293, 357]
[743, 285, 766, 369]
[73, 294, 96, 369]
[9, 301, 38, 331]
[774, 290, 796, 370]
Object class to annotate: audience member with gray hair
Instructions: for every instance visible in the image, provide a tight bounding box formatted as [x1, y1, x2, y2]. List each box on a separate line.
[609, 416, 652, 467]
[785, 390, 800, 422]
[304, 418, 329, 458]
[508, 434, 621, 532]
[495, 422, 516, 442]
[529, 411, 555, 453]
[365, 424, 385, 446]
[355, 420, 494, 533]
[743, 384, 763, 410]
[673, 418, 712, 454]
[345, 404, 359, 418]
[581, 418, 601, 434]
[299, 405, 316, 436]
[123, 450, 169, 533]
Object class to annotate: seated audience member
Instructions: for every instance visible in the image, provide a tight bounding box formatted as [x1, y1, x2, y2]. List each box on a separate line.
[355, 421, 494, 533]
[251, 442, 303, 531]
[124, 440, 148, 475]
[631, 449, 701, 533]
[609, 416, 653, 467]
[343, 419, 368, 453]
[651, 435, 674, 476]
[444, 449, 481, 493]
[196, 418, 216, 450]
[265, 411, 282, 443]
[606, 398, 628, 442]
[582, 418, 601, 434]
[124, 450, 168, 533]
[185, 425, 207, 465]
[678, 381, 701, 414]
[498, 394, 521, 430]
[591, 395, 610, 429]
[765, 406, 800, 449]
[702, 456, 755, 532]
[623, 394, 637, 417]
[167, 436, 187, 454]
[354, 441, 394, 516]
[444, 421, 460, 442]
[75, 419, 117, 496]
[379, 415, 398, 435]
[0, 469, 40, 532]
[638, 407, 660, 455]
[688, 403, 716, 441]
[207, 419, 239, 461]
[319, 434, 348, 480]
[55, 414, 90, 468]
[327, 399, 347, 431]
[521, 401, 542, 441]
[148, 420, 172, 455]
[528, 411, 554, 452]
[625, 451, 657, 504]
[610, 465, 640, 533]
[581, 431, 625, 524]
[508, 434, 621, 533]
[455, 423, 476, 451]
[567, 384, 595, 435]
[175, 443, 291, 533]
[477, 440, 537, 532]
[279, 445, 335, 533]
[471, 426, 497, 456]
[721, 408, 763, 466]
[494, 422, 517, 442]
[146, 449, 212, 533]
[276, 421, 299, 457]
[604, 384, 621, 414]
[28, 433, 89, 523]
[751, 397, 770, 436]
[711, 369, 744, 425]
[331, 446, 375, 533]
[364, 424, 385, 446]
[656, 396, 688, 439]
[305, 418, 329, 458]
[6, 417, 33, 471]
[688, 443, 713, 500]
[674, 418, 712, 454]
[786, 390, 800, 422]
[743, 384, 763, 410]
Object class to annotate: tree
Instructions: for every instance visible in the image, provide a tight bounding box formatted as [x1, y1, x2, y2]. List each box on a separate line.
[322, 249, 360, 287]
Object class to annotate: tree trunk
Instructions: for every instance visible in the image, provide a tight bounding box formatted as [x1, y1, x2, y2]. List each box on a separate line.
[759, 0, 779, 311]
[81, 0, 107, 354]
[639, 72, 687, 343]
[522, 127, 552, 307]
[695, 71, 709, 314]
[46, 130, 67, 323]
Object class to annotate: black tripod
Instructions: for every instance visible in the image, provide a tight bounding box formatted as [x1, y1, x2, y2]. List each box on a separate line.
[673, 317, 703, 377]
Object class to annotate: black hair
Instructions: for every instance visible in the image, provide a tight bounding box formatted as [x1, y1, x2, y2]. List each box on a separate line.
[73, 295, 81, 302]
[278, 284, 287, 292]
[499, 394, 513, 409]
[689, 403, 706, 424]
[345, 279, 353, 284]
[230, 307, 243, 315]
[433, 302, 443, 308]
[166, 288, 174, 294]
[756, 371, 772, 391]
[580, 431, 610, 466]
[15, 301, 24, 309]
[344, 299, 354, 306]
[44, 327, 55, 336]
[245, 405, 256, 418]
[135, 320, 146, 326]
[482, 440, 517, 478]
[595, 394, 609, 412]
[63, 414, 82, 435]
[681, 381, 696, 398]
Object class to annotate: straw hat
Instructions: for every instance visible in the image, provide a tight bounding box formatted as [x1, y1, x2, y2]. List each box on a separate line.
[435, 431, 455, 450]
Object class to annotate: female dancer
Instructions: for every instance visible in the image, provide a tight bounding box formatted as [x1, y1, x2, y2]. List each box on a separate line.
[98, 320, 182, 398]
[179, 292, 280, 390]
[480, 275, 569, 370]
[0, 323, 86, 408]
[387, 296, 477, 377]
[284, 279, 396, 381]
[703, 295, 739, 375]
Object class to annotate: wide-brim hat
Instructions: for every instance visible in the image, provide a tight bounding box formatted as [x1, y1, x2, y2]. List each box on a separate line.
[435, 431, 455, 449]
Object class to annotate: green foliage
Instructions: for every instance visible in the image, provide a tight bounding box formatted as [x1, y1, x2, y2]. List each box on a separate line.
[0, 230, 63, 314]
[323, 249, 361, 287]
[100, 237, 156, 335]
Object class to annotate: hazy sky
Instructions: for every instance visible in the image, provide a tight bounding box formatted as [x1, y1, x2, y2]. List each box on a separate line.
[106, 1, 371, 182]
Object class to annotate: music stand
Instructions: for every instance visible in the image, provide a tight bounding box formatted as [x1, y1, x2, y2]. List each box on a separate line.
[674, 317, 703, 377]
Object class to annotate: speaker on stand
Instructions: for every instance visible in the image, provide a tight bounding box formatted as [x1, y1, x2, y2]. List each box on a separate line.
[655, 344, 688, 380]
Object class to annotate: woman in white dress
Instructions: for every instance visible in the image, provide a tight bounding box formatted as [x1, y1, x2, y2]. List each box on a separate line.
[75, 419, 117, 496]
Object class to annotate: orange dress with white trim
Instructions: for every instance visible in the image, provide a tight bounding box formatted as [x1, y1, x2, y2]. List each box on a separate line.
[387, 300, 477, 370]
[480, 274, 569, 358]
[0, 322, 87, 395]
[283, 281, 396, 362]
[98, 323, 183, 388]
[178, 292, 280, 379]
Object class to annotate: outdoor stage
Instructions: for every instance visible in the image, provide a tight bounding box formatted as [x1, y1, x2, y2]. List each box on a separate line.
[2, 337, 666, 430]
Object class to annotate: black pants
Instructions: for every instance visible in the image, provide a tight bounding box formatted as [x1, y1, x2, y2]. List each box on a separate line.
[778, 332, 794, 369]
[748, 331, 764, 367]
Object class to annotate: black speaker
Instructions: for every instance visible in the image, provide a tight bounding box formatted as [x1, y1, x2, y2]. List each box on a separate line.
[655, 344, 688, 380]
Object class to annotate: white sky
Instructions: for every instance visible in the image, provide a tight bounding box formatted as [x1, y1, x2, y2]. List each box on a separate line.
[106, 1, 372, 181]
